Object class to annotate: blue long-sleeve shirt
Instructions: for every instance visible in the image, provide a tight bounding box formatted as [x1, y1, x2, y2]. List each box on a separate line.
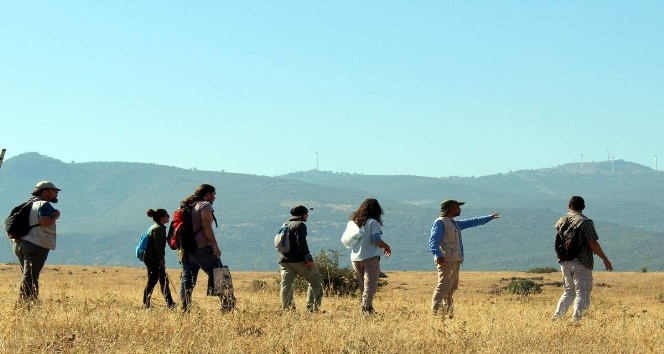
[429, 215, 494, 259]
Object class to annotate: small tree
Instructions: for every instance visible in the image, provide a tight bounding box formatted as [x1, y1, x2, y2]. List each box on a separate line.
[505, 278, 542, 295]
[292, 249, 386, 297]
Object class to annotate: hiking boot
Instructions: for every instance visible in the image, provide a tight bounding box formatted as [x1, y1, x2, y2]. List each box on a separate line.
[220, 294, 236, 313]
[361, 306, 375, 314]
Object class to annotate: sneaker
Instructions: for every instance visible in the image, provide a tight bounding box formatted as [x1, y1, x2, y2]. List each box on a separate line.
[361, 306, 375, 314]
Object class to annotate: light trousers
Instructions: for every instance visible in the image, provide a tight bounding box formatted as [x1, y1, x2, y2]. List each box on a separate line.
[431, 261, 461, 315]
[554, 259, 593, 321]
[352, 256, 381, 311]
[279, 262, 323, 311]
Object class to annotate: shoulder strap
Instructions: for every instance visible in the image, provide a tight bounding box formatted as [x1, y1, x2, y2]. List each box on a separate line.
[24, 201, 40, 229]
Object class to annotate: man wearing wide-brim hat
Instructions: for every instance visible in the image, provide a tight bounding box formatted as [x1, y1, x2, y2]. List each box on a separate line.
[428, 199, 500, 317]
[12, 180, 62, 305]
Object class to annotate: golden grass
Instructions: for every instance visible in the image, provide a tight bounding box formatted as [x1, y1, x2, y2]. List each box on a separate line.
[1, 265, 663, 353]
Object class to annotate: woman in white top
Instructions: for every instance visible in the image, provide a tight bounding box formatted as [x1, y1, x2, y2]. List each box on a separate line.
[349, 198, 392, 314]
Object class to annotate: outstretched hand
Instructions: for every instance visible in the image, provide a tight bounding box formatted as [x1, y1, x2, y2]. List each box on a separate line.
[491, 213, 501, 219]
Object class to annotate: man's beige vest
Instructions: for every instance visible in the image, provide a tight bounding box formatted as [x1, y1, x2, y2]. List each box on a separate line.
[436, 216, 462, 262]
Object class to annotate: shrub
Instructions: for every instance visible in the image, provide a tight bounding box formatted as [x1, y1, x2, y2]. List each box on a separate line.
[250, 279, 269, 292]
[292, 249, 386, 297]
[641, 266, 648, 273]
[657, 293, 664, 303]
[526, 267, 558, 273]
[504, 278, 542, 295]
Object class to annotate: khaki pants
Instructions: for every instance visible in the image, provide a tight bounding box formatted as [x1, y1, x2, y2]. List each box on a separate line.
[279, 262, 323, 312]
[431, 261, 461, 315]
[553, 260, 593, 322]
[352, 256, 381, 311]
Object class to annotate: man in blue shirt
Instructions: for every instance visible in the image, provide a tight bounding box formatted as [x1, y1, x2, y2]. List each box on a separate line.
[13, 181, 62, 305]
[429, 199, 499, 317]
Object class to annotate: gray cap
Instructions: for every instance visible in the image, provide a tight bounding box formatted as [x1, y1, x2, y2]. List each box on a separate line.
[440, 199, 464, 215]
[33, 181, 61, 193]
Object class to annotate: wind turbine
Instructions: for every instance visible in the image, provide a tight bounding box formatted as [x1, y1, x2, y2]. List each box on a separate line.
[0, 148, 6, 170]
[654, 155, 658, 171]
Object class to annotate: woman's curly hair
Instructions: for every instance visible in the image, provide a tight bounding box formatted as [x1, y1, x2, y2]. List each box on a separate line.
[351, 198, 383, 227]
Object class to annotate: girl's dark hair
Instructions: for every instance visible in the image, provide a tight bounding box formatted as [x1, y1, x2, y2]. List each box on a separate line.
[182, 184, 216, 205]
[351, 198, 383, 227]
[147, 208, 169, 224]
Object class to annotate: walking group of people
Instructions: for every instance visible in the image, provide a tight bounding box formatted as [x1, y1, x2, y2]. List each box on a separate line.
[9, 180, 613, 322]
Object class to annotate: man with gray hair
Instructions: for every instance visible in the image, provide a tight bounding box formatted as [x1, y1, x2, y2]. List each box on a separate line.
[429, 199, 500, 317]
[11, 181, 62, 305]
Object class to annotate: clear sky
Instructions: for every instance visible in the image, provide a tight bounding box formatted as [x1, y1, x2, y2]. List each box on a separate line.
[2, 1, 662, 177]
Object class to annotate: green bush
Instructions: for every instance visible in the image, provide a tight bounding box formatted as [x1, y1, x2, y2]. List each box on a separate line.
[505, 278, 542, 295]
[250, 279, 269, 292]
[641, 266, 648, 273]
[291, 249, 386, 297]
[657, 293, 664, 303]
[526, 266, 558, 273]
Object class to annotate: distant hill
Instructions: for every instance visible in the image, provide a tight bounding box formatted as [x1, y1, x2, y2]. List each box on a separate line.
[1, 152, 662, 271]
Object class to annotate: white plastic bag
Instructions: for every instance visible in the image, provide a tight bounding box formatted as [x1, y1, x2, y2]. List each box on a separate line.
[341, 220, 362, 248]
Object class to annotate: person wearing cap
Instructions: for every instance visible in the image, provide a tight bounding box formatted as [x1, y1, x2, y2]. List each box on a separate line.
[429, 199, 500, 317]
[12, 181, 62, 304]
[552, 196, 613, 323]
[278, 205, 323, 312]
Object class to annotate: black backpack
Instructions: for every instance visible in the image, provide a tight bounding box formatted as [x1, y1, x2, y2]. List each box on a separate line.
[554, 217, 583, 261]
[4, 201, 38, 239]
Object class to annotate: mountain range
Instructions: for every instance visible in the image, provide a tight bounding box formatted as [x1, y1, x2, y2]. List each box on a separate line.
[1, 152, 662, 272]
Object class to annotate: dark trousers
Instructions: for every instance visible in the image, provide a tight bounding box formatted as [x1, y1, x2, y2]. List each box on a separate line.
[143, 261, 175, 307]
[180, 246, 220, 311]
[14, 239, 50, 302]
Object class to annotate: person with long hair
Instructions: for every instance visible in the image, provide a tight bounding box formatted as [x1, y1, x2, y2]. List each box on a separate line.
[179, 184, 228, 311]
[142, 208, 176, 308]
[349, 198, 391, 314]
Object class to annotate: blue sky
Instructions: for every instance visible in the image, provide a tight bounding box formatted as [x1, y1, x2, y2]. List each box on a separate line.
[2, 1, 662, 177]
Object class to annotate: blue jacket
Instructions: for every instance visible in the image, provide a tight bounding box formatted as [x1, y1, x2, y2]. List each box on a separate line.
[429, 215, 494, 260]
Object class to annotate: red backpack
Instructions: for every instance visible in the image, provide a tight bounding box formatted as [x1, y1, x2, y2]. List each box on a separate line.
[167, 203, 199, 251]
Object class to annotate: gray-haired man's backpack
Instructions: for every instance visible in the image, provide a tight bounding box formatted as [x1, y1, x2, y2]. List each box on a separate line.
[554, 217, 583, 261]
[4, 200, 38, 239]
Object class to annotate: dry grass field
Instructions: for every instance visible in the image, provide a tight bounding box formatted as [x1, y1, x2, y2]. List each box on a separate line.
[1, 264, 662, 353]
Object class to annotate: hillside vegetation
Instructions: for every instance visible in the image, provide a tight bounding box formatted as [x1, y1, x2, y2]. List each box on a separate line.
[0, 153, 662, 271]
